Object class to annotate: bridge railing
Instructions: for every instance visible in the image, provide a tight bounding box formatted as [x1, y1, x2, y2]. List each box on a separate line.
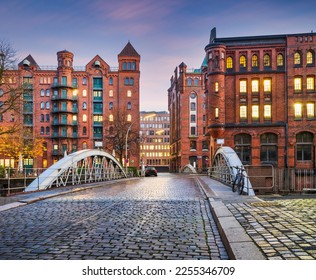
[0, 166, 128, 196]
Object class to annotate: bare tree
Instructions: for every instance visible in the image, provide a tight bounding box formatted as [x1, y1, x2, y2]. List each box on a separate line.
[0, 39, 25, 136]
[103, 109, 139, 166]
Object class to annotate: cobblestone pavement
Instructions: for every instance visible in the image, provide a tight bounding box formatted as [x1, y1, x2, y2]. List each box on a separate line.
[0, 174, 228, 260]
[227, 198, 316, 260]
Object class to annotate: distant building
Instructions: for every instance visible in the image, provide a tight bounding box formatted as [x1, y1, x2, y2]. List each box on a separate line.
[205, 27, 316, 170]
[168, 63, 210, 173]
[140, 111, 170, 172]
[0, 42, 140, 169]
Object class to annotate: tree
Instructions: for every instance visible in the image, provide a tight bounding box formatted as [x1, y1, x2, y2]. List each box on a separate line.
[103, 109, 140, 166]
[0, 125, 44, 168]
[0, 39, 25, 136]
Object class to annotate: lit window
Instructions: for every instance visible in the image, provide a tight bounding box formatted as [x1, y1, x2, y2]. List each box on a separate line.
[82, 89, 87, 97]
[307, 51, 313, 64]
[240, 105, 247, 119]
[226, 57, 233, 69]
[307, 103, 315, 118]
[127, 114, 132, 122]
[294, 103, 302, 119]
[252, 55, 258, 67]
[83, 114, 87, 122]
[240, 80, 247, 93]
[109, 114, 114, 122]
[294, 77, 302, 91]
[239, 55, 246, 67]
[263, 79, 271, 92]
[251, 80, 259, 93]
[215, 82, 219, 92]
[294, 52, 301, 65]
[109, 90, 113, 97]
[307, 76, 315, 91]
[215, 108, 219, 119]
[263, 54, 271, 67]
[252, 105, 259, 120]
[277, 54, 284, 66]
[264, 105, 271, 119]
[127, 90, 132, 97]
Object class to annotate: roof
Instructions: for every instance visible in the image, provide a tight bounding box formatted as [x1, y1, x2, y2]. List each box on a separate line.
[118, 42, 140, 57]
[18, 54, 39, 67]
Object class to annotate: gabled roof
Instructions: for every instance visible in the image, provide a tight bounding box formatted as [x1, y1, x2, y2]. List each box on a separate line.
[18, 54, 39, 67]
[118, 42, 140, 57]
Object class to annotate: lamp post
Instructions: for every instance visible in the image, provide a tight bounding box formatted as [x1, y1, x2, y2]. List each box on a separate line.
[125, 121, 135, 174]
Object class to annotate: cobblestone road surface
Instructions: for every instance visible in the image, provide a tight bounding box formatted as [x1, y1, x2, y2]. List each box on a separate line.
[227, 198, 316, 260]
[0, 174, 228, 260]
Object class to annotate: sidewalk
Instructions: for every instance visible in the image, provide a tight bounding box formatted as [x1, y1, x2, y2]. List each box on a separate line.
[196, 175, 266, 260]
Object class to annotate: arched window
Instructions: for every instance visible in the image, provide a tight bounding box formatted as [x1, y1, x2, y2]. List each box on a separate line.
[277, 54, 284, 66]
[40, 114, 44, 122]
[194, 78, 199, 86]
[45, 102, 50, 109]
[83, 141, 87, 149]
[40, 126, 44, 134]
[46, 114, 50, 122]
[294, 52, 301, 65]
[125, 77, 129, 85]
[109, 102, 113, 110]
[109, 114, 114, 122]
[46, 127, 50, 135]
[239, 55, 247, 68]
[260, 133, 278, 163]
[83, 126, 87, 135]
[226, 57, 233, 69]
[129, 78, 134, 85]
[82, 102, 87, 110]
[251, 55, 258, 67]
[40, 102, 45, 109]
[40, 89, 45, 97]
[109, 77, 113, 85]
[307, 50, 314, 65]
[127, 114, 132, 122]
[82, 77, 87, 85]
[296, 132, 313, 161]
[82, 89, 87, 97]
[127, 90, 132, 97]
[263, 54, 271, 67]
[109, 90, 113, 97]
[234, 133, 251, 164]
[83, 114, 87, 122]
[46, 89, 50, 96]
[187, 78, 192, 86]
[190, 102, 196, 111]
[127, 102, 131, 110]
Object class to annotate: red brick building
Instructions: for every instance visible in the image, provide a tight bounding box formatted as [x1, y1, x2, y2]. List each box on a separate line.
[168, 63, 209, 173]
[205, 28, 316, 170]
[0, 42, 140, 169]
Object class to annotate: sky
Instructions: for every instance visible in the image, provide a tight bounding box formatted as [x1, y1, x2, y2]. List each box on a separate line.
[1, 0, 316, 111]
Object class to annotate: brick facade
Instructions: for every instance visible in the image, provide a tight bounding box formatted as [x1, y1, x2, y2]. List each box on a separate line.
[205, 28, 316, 169]
[0, 42, 140, 169]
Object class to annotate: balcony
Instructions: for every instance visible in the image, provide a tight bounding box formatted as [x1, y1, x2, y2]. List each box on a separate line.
[51, 83, 75, 89]
[52, 94, 78, 101]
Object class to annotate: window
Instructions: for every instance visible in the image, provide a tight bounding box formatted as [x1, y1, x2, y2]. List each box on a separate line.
[109, 114, 114, 122]
[294, 103, 302, 119]
[263, 54, 271, 67]
[307, 103, 315, 118]
[83, 126, 87, 135]
[130, 78, 134, 85]
[294, 77, 302, 92]
[264, 105, 272, 120]
[109, 77, 113, 85]
[251, 55, 258, 67]
[277, 54, 284, 66]
[252, 105, 259, 121]
[45, 102, 50, 109]
[251, 79, 259, 93]
[46, 127, 50, 135]
[307, 76, 315, 91]
[82, 102, 87, 110]
[294, 52, 301, 65]
[240, 105, 247, 120]
[40, 89, 45, 97]
[127, 90, 132, 97]
[234, 133, 251, 164]
[194, 78, 199, 86]
[190, 140, 197, 150]
[83, 142, 87, 149]
[240, 80, 247, 93]
[260, 133, 278, 163]
[82, 89, 87, 97]
[46, 89, 50, 96]
[190, 114, 196, 123]
[296, 132, 313, 161]
[127, 102, 131, 110]
[83, 114, 87, 122]
[109, 102, 113, 110]
[62, 76, 67, 86]
[226, 57, 233, 69]
[239, 55, 247, 68]
[263, 79, 271, 93]
[215, 107, 219, 119]
[127, 114, 132, 122]
[109, 90, 113, 97]
[215, 82, 219, 92]
[82, 77, 87, 85]
[40, 126, 44, 135]
[187, 78, 192, 86]
[40, 114, 44, 122]
[190, 126, 196, 136]
[93, 77, 102, 88]
[190, 102, 196, 111]
[307, 51, 314, 65]
[40, 102, 45, 109]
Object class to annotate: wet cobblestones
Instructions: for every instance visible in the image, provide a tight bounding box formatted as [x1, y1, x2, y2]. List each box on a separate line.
[227, 199, 316, 260]
[0, 174, 228, 260]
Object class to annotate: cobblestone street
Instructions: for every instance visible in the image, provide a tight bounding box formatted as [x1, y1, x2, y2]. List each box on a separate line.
[0, 174, 228, 260]
[227, 198, 316, 260]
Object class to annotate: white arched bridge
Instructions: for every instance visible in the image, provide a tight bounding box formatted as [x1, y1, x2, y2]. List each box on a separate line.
[26, 149, 126, 192]
[210, 146, 255, 196]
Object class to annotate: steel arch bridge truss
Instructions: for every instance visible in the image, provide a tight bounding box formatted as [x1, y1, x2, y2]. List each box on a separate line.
[26, 149, 127, 192]
[210, 146, 255, 196]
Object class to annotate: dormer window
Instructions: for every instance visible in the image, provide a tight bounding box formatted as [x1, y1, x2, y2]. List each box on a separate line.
[94, 60, 101, 67]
